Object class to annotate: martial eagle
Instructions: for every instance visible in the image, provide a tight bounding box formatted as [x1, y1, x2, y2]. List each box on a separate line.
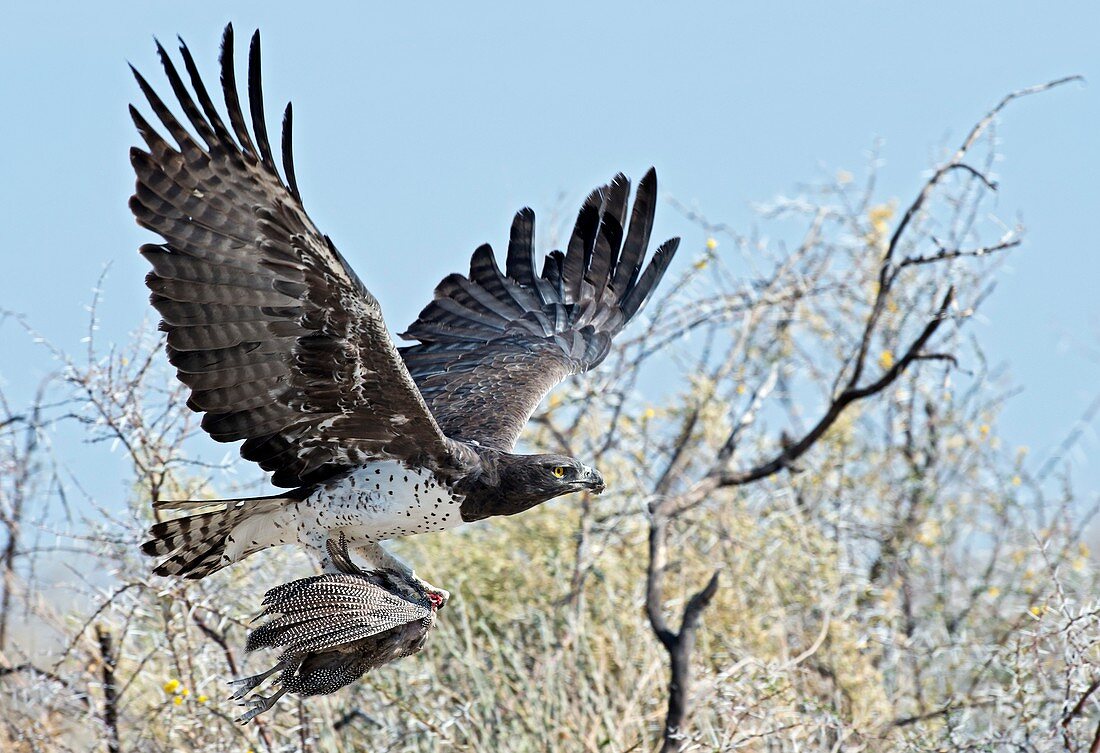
[131, 26, 678, 595]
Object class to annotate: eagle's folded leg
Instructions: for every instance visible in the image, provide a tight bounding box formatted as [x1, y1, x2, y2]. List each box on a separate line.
[353, 540, 411, 573]
[355, 541, 450, 607]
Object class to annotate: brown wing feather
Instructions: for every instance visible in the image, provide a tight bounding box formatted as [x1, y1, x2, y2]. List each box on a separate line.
[130, 25, 463, 487]
[400, 170, 679, 450]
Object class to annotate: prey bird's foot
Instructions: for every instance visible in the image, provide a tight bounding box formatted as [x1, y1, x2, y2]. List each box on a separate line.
[234, 685, 289, 724]
[227, 667, 278, 700]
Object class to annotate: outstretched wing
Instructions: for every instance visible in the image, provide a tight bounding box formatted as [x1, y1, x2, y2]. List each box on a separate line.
[400, 170, 678, 451]
[130, 25, 461, 488]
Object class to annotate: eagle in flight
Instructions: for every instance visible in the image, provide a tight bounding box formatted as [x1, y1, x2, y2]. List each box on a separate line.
[131, 25, 678, 596]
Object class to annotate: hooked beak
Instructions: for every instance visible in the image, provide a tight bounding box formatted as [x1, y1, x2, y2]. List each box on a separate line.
[581, 466, 606, 494]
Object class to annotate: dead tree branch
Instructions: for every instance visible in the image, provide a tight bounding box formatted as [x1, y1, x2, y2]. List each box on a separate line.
[640, 76, 1080, 750]
[95, 625, 121, 753]
[646, 502, 720, 753]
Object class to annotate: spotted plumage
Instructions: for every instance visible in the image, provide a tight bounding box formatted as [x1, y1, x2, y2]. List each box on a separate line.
[232, 537, 441, 723]
[131, 25, 677, 584]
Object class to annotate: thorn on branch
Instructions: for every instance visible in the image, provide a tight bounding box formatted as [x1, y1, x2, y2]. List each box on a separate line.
[0, 663, 91, 706]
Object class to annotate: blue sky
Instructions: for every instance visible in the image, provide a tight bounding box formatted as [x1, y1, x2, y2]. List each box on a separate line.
[2, 2, 1098, 506]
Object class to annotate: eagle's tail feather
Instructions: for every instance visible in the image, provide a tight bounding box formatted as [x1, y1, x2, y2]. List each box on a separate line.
[151, 498, 241, 510]
[142, 495, 289, 579]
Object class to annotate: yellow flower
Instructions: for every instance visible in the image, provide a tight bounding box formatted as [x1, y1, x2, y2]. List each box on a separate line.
[1011, 475, 1022, 486]
[979, 424, 991, 438]
[915, 520, 940, 547]
[705, 237, 718, 251]
[198, 695, 208, 704]
[987, 586, 1000, 598]
[868, 203, 894, 228]
[736, 384, 747, 396]
[693, 258, 709, 270]
[866, 203, 896, 247]
[878, 350, 895, 370]
[1029, 605, 1045, 618]
[180, 687, 189, 697]
[163, 679, 181, 694]
[173, 695, 184, 705]
[642, 407, 656, 421]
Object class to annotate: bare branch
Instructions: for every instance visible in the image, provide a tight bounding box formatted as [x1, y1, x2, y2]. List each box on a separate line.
[899, 235, 1021, 270]
[95, 626, 121, 753]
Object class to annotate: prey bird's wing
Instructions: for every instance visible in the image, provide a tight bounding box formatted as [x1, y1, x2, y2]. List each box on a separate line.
[129, 25, 464, 487]
[400, 170, 678, 451]
[247, 574, 432, 655]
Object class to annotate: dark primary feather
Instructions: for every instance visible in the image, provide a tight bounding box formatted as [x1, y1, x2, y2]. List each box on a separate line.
[400, 168, 679, 451]
[130, 24, 465, 487]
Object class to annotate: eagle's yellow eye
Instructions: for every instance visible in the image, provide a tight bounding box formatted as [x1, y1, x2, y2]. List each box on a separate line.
[552, 466, 566, 478]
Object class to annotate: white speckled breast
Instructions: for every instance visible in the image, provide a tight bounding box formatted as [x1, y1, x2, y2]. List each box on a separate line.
[288, 461, 465, 547]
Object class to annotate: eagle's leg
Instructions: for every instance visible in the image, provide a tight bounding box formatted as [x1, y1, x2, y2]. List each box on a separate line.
[354, 541, 450, 608]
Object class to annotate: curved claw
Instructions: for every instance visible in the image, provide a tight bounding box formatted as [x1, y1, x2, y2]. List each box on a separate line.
[234, 684, 289, 724]
[235, 697, 269, 725]
[227, 665, 279, 700]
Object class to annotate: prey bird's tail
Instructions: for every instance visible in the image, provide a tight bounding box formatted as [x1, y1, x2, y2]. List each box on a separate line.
[142, 495, 292, 579]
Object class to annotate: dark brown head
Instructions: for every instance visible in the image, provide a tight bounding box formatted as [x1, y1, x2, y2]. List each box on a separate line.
[458, 451, 605, 522]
